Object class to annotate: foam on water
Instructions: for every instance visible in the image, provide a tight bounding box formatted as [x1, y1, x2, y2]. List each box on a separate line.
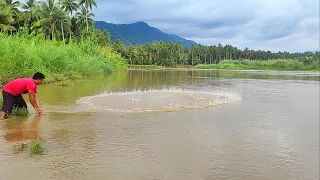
[71, 88, 242, 114]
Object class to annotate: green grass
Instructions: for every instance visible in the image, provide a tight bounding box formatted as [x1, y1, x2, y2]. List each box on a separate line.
[128, 65, 197, 69]
[128, 65, 166, 69]
[128, 65, 165, 69]
[0, 33, 127, 86]
[11, 107, 29, 116]
[30, 138, 47, 155]
[12, 138, 47, 155]
[196, 60, 320, 71]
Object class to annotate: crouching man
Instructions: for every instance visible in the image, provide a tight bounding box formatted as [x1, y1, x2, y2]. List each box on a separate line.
[0, 72, 46, 119]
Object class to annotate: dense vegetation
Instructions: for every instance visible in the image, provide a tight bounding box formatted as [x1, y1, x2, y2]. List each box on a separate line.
[0, 0, 127, 85]
[112, 41, 319, 70]
[197, 60, 318, 71]
[0, 33, 126, 84]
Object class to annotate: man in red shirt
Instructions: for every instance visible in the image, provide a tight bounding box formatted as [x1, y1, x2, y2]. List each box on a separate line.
[0, 72, 46, 119]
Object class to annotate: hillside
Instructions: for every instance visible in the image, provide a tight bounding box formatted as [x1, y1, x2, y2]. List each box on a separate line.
[94, 21, 197, 47]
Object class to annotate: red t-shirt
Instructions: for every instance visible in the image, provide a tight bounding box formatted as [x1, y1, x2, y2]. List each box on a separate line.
[3, 78, 38, 96]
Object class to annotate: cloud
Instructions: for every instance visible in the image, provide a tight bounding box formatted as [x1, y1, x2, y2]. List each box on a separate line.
[92, 0, 319, 52]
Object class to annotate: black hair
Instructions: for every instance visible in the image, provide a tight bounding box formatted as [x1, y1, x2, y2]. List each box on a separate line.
[32, 72, 45, 80]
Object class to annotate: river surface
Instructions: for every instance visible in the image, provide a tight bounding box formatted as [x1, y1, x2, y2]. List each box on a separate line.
[0, 69, 319, 180]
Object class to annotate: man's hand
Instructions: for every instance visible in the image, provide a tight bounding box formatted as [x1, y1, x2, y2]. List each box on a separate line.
[35, 107, 45, 115]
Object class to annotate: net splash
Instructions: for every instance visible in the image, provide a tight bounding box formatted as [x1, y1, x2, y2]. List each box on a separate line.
[75, 88, 242, 114]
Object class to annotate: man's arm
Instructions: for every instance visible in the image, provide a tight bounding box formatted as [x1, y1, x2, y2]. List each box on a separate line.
[28, 90, 42, 114]
[35, 93, 40, 108]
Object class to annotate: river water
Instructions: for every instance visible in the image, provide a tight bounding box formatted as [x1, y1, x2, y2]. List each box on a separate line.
[0, 69, 319, 180]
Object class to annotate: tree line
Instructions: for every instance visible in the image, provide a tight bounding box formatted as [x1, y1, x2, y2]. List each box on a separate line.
[1, 0, 319, 67]
[113, 40, 320, 67]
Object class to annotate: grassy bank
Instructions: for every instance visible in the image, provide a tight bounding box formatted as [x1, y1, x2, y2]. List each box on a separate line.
[196, 60, 320, 71]
[0, 33, 127, 86]
[128, 65, 196, 69]
[128, 65, 165, 69]
[169, 65, 196, 69]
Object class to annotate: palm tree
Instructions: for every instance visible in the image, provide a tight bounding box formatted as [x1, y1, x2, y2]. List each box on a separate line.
[0, 0, 15, 32]
[74, 5, 94, 36]
[21, 0, 40, 28]
[56, 16, 71, 41]
[78, 0, 96, 32]
[31, 0, 70, 41]
[58, 0, 78, 41]
[5, 0, 21, 25]
[59, 0, 79, 16]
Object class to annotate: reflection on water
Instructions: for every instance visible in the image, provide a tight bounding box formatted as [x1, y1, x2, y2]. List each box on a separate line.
[0, 69, 319, 180]
[2, 115, 43, 142]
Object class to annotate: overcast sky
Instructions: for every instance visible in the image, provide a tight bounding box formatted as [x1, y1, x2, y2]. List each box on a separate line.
[92, 0, 319, 52]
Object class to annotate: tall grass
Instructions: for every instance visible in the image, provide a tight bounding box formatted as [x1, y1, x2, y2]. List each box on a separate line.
[0, 33, 127, 86]
[196, 59, 320, 71]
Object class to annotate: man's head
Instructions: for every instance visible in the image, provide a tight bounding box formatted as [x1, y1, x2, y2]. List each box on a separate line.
[32, 72, 45, 85]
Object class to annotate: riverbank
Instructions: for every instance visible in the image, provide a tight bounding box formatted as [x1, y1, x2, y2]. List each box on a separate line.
[0, 34, 127, 86]
[128, 65, 165, 69]
[128, 65, 196, 69]
[196, 60, 320, 71]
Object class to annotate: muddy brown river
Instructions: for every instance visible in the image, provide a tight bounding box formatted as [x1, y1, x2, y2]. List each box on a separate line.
[0, 69, 319, 180]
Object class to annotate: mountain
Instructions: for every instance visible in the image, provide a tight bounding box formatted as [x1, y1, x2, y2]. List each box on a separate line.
[94, 21, 197, 47]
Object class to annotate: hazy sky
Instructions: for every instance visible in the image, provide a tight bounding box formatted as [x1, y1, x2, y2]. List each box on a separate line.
[92, 0, 319, 52]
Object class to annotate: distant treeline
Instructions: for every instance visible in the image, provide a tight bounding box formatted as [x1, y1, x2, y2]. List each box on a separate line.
[197, 60, 318, 71]
[113, 40, 320, 67]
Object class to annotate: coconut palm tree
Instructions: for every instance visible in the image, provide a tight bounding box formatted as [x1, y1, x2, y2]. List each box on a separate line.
[56, 15, 71, 41]
[21, 0, 40, 28]
[59, 0, 79, 16]
[0, 0, 15, 32]
[74, 5, 94, 34]
[78, 0, 96, 32]
[31, 0, 70, 41]
[5, 0, 21, 25]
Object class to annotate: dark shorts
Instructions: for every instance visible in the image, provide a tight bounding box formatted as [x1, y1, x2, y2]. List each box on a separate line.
[1, 90, 27, 114]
